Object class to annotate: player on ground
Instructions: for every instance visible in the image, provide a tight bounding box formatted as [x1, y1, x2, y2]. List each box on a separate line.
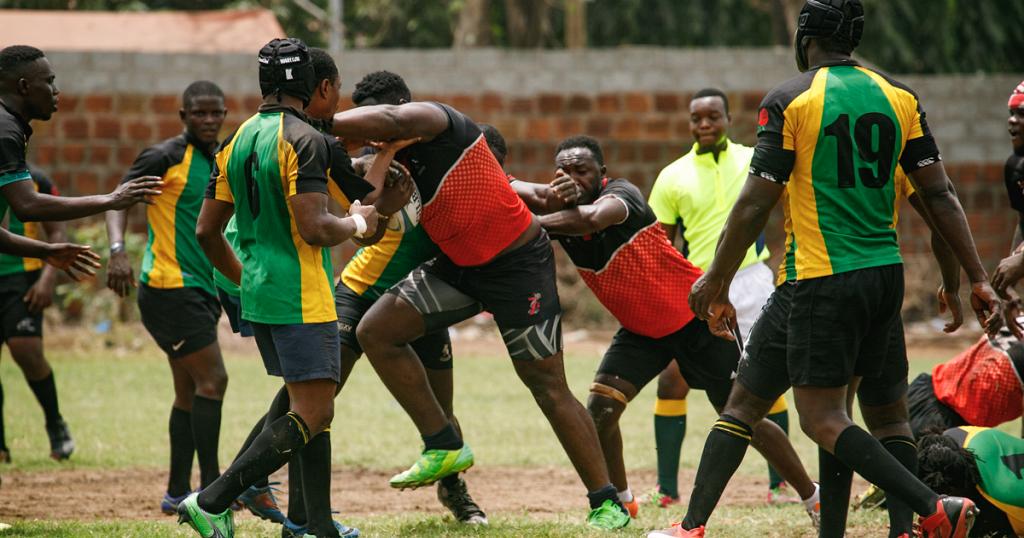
[514, 135, 819, 524]
[647, 88, 794, 508]
[105, 80, 230, 515]
[0, 168, 73, 463]
[652, 1, 1002, 537]
[326, 94, 632, 529]
[918, 427, 1024, 537]
[179, 38, 380, 538]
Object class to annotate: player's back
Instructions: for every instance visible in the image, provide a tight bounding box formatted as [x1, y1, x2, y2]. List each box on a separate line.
[753, 61, 939, 281]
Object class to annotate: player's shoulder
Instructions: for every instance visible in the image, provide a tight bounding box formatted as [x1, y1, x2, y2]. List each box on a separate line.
[760, 70, 819, 111]
[148, 133, 189, 159]
[0, 107, 27, 141]
[601, 177, 645, 202]
[860, 66, 920, 100]
[280, 110, 329, 152]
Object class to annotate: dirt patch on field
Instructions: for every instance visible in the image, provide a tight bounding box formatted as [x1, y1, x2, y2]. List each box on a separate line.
[0, 465, 841, 522]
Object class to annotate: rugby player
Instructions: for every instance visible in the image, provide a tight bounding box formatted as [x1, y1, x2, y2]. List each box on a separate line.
[177, 38, 380, 538]
[989, 81, 1024, 318]
[514, 135, 819, 525]
[653, 1, 1002, 537]
[326, 91, 632, 529]
[105, 80, 229, 515]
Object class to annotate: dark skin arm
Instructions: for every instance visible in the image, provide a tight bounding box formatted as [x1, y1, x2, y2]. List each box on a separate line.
[908, 161, 1001, 334]
[195, 199, 242, 286]
[23, 219, 65, 313]
[289, 192, 378, 248]
[104, 208, 134, 297]
[512, 173, 579, 215]
[0, 229, 100, 281]
[689, 175, 784, 339]
[330, 103, 449, 145]
[538, 195, 627, 236]
[907, 189, 963, 332]
[2, 176, 163, 222]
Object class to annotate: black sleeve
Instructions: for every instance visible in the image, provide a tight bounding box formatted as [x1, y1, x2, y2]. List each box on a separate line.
[749, 87, 798, 185]
[1005, 155, 1024, 213]
[600, 179, 647, 218]
[0, 126, 28, 178]
[899, 104, 942, 172]
[29, 168, 58, 196]
[288, 124, 330, 195]
[325, 135, 374, 201]
[206, 128, 238, 200]
[122, 145, 170, 183]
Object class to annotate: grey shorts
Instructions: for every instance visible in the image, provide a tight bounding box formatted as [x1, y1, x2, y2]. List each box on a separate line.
[251, 321, 341, 383]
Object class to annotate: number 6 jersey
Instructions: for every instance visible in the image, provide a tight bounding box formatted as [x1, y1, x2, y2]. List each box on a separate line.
[749, 60, 941, 282]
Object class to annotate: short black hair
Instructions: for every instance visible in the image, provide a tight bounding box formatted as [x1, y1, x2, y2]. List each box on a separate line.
[556, 135, 604, 166]
[692, 88, 729, 115]
[0, 45, 45, 81]
[918, 432, 981, 498]
[309, 48, 339, 85]
[479, 124, 507, 166]
[181, 80, 224, 109]
[351, 70, 411, 106]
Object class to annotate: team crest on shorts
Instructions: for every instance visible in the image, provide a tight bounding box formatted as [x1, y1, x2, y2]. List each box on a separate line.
[16, 317, 35, 333]
[527, 292, 542, 316]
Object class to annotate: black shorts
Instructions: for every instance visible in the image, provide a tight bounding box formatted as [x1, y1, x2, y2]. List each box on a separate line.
[217, 288, 253, 337]
[906, 373, 966, 438]
[0, 271, 43, 340]
[597, 318, 739, 409]
[252, 321, 341, 383]
[138, 284, 221, 359]
[335, 283, 453, 370]
[738, 264, 904, 400]
[388, 229, 562, 361]
[856, 318, 910, 407]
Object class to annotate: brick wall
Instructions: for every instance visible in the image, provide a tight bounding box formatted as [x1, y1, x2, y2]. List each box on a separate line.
[28, 48, 1024, 321]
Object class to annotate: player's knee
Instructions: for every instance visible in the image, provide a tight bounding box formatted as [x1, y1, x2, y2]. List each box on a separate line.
[587, 395, 624, 432]
[195, 373, 228, 399]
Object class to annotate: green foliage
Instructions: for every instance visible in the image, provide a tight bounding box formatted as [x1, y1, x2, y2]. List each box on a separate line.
[587, 0, 775, 48]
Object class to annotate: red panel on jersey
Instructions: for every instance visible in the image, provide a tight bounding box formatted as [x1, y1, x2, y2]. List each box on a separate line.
[932, 336, 1024, 426]
[420, 136, 532, 267]
[578, 224, 702, 338]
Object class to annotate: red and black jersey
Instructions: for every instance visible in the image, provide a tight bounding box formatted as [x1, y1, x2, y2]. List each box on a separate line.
[553, 178, 703, 339]
[397, 103, 532, 267]
[932, 331, 1024, 427]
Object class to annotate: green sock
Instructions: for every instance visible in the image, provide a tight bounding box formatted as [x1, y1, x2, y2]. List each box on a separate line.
[765, 408, 790, 489]
[654, 398, 687, 499]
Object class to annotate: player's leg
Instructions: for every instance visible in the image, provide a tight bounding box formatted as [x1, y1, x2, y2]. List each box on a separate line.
[815, 378, 858, 538]
[7, 335, 75, 461]
[175, 342, 228, 490]
[165, 358, 196, 509]
[0, 352, 7, 463]
[652, 363, 688, 506]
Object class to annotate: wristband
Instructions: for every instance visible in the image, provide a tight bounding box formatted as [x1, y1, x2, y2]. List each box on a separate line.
[110, 241, 125, 254]
[351, 213, 367, 238]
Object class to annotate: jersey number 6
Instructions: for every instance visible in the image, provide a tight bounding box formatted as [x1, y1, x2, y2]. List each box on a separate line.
[824, 112, 897, 189]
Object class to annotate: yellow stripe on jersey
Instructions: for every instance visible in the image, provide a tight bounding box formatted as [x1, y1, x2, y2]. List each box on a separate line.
[341, 223, 403, 295]
[20, 181, 43, 272]
[278, 121, 335, 324]
[326, 179, 352, 210]
[144, 146, 190, 288]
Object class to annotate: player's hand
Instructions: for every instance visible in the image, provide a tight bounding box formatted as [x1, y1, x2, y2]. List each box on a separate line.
[550, 170, 580, 207]
[992, 252, 1024, 294]
[936, 284, 963, 333]
[23, 276, 55, 314]
[706, 300, 738, 341]
[384, 160, 411, 188]
[44, 243, 101, 282]
[108, 176, 163, 209]
[106, 250, 135, 298]
[690, 272, 728, 320]
[969, 280, 1004, 336]
[376, 174, 413, 216]
[349, 200, 379, 238]
[370, 137, 422, 155]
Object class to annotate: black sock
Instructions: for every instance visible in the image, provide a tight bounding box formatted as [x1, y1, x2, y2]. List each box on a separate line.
[300, 431, 338, 537]
[28, 372, 61, 427]
[832, 426, 937, 517]
[235, 413, 270, 489]
[422, 423, 462, 451]
[198, 411, 309, 514]
[818, 447, 853, 538]
[266, 386, 291, 424]
[440, 473, 462, 488]
[586, 483, 622, 510]
[682, 415, 753, 529]
[168, 407, 195, 496]
[191, 396, 223, 489]
[881, 436, 918, 537]
[287, 452, 306, 526]
[0, 380, 8, 451]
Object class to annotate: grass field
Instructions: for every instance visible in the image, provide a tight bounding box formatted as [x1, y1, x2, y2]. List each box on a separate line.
[0, 324, 1008, 537]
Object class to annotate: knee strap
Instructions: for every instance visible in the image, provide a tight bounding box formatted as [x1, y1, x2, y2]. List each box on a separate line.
[590, 382, 628, 405]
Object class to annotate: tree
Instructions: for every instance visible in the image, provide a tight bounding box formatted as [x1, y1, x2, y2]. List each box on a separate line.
[453, 0, 490, 48]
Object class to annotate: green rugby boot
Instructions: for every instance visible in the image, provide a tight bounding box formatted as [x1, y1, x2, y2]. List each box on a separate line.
[177, 492, 234, 538]
[587, 499, 631, 530]
[389, 444, 474, 489]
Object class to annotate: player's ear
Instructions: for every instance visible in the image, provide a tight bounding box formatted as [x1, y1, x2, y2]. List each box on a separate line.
[600, 164, 607, 176]
[179, 108, 187, 123]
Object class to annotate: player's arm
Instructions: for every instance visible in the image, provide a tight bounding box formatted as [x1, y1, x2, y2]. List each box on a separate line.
[103, 207, 135, 297]
[538, 195, 627, 236]
[329, 102, 449, 145]
[291, 193, 378, 247]
[2, 176, 162, 222]
[511, 172, 578, 214]
[196, 198, 242, 286]
[0, 230, 100, 281]
[908, 189, 962, 332]
[22, 218, 67, 313]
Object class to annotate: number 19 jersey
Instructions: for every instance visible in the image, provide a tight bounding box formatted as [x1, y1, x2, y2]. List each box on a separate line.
[749, 61, 941, 282]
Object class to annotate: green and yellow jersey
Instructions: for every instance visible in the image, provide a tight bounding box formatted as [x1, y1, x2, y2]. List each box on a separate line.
[946, 426, 1024, 535]
[749, 60, 941, 283]
[212, 215, 240, 297]
[209, 105, 347, 325]
[0, 170, 58, 276]
[126, 132, 217, 295]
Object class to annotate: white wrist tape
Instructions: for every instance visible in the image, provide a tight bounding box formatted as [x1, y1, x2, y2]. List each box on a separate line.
[351, 213, 367, 238]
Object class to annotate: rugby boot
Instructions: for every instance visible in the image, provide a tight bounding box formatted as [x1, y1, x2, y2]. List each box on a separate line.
[237, 483, 287, 524]
[647, 523, 705, 537]
[622, 496, 640, 518]
[437, 476, 488, 524]
[177, 492, 234, 538]
[852, 483, 887, 510]
[586, 499, 630, 530]
[161, 490, 191, 515]
[389, 444, 474, 489]
[46, 418, 74, 460]
[918, 496, 978, 538]
[281, 519, 360, 538]
[645, 487, 680, 509]
[766, 481, 800, 505]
